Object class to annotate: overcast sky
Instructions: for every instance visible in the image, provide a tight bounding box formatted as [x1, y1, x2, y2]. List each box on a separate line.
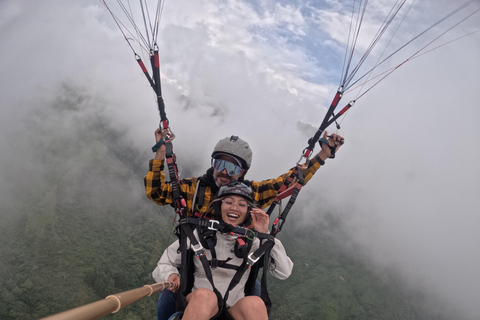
[1, 0, 479, 319]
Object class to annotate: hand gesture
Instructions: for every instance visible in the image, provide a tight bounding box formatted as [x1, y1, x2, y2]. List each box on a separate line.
[154, 128, 167, 160]
[320, 131, 345, 159]
[251, 208, 269, 233]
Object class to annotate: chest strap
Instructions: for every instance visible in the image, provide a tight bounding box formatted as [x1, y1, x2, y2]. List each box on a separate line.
[180, 217, 273, 241]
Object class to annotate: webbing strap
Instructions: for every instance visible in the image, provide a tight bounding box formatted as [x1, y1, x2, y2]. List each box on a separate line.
[222, 258, 249, 305]
[181, 217, 271, 240]
[179, 218, 274, 314]
[222, 235, 261, 308]
[164, 140, 187, 217]
[208, 257, 236, 270]
[245, 164, 306, 314]
[271, 166, 305, 235]
[150, 46, 168, 125]
[164, 139, 223, 312]
[151, 138, 165, 153]
[303, 87, 343, 158]
[178, 223, 224, 308]
[260, 248, 273, 313]
[222, 237, 275, 314]
[247, 238, 275, 267]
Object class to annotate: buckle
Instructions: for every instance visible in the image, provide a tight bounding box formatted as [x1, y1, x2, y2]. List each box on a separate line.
[192, 243, 205, 257]
[247, 252, 261, 266]
[207, 220, 220, 231]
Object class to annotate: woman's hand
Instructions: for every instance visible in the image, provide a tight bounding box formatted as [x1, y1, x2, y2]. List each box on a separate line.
[167, 273, 180, 292]
[251, 208, 269, 233]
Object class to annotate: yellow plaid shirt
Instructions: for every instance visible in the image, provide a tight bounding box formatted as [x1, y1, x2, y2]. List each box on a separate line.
[144, 154, 324, 217]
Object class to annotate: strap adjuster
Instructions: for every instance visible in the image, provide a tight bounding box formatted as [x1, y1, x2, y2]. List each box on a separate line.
[192, 243, 206, 257]
[208, 220, 220, 231]
[247, 252, 261, 266]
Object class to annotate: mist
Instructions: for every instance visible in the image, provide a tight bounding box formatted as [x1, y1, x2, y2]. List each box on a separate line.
[1, 0, 479, 319]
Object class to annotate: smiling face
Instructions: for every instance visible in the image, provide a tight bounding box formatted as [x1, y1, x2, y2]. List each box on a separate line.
[220, 195, 249, 226]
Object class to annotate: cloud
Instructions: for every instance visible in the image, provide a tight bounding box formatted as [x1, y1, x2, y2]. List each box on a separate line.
[1, 0, 479, 318]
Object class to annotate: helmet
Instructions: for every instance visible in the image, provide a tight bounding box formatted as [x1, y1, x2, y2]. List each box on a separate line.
[211, 136, 252, 169]
[217, 181, 254, 204]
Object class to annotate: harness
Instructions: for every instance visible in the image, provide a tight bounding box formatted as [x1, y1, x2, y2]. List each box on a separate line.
[191, 176, 208, 218]
[175, 214, 276, 316]
[168, 162, 305, 318]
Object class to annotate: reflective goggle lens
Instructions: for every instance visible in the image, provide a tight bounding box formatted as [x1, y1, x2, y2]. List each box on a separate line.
[213, 159, 242, 176]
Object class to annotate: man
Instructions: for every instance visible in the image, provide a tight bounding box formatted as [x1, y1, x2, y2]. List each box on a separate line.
[145, 128, 344, 217]
[144, 128, 344, 320]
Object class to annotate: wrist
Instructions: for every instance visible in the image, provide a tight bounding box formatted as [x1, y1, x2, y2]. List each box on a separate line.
[154, 152, 166, 160]
[254, 226, 268, 233]
[318, 150, 329, 162]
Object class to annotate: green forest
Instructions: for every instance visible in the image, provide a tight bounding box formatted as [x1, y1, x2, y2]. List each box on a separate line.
[0, 85, 460, 320]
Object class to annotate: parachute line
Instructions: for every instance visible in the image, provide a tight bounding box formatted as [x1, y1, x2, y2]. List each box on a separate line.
[343, 0, 407, 89]
[312, 0, 479, 152]
[352, 0, 414, 99]
[101, 0, 166, 53]
[340, 1, 356, 87]
[114, 0, 150, 49]
[345, 0, 478, 93]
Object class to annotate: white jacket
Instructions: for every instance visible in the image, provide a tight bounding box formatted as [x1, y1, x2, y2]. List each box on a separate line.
[152, 230, 293, 307]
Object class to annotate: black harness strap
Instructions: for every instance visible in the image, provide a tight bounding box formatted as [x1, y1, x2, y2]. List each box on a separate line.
[164, 140, 226, 315]
[208, 257, 235, 269]
[150, 45, 168, 130]
[243, 165, 306, 314]
[164, 140, 185, 213]
[183, 217, 271, 241]
[195, 183, 207, 217]
[198, 227, 220, 268]
[179, 216, 276, 317]
[176, 221, 225, 316]
[268, 165, 305, 235]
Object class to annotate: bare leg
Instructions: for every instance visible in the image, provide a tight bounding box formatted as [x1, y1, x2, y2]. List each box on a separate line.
[182, 288, 219, 320]
[228, 296, 268, 320]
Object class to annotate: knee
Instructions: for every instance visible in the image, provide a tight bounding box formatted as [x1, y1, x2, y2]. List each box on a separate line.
[230, 296, 267, 320]
[189, 288, 217, 306]
[185, 288, 219, 318]
[247, 296, 267, 313]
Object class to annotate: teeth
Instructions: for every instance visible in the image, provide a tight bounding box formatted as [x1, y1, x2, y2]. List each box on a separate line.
[228, 214, 239, 219]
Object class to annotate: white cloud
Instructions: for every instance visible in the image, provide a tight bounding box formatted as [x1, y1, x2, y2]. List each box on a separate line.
[1, 0, 479, 318]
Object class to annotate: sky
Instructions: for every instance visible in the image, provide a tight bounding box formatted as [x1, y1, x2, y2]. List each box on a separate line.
[1, 0, 479, 318]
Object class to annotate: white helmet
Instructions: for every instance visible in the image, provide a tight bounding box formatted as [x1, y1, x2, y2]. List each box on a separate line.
[211, 136, 252, 169]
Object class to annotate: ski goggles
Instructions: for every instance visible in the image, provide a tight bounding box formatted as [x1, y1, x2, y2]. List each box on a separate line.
[212, 159, 243, 176]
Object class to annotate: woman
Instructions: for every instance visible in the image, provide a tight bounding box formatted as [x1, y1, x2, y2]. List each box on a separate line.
[153, 181, 293, 320]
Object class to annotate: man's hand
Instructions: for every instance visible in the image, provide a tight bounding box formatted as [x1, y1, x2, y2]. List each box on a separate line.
[319, 131, 345, 161]
[154, 128, 167, 160]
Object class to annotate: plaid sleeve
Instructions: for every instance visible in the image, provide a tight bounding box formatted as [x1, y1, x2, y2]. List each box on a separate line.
[144, 159, 174, 206]
[144, 159, 198, 213]
[250, 154, 323, 209]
